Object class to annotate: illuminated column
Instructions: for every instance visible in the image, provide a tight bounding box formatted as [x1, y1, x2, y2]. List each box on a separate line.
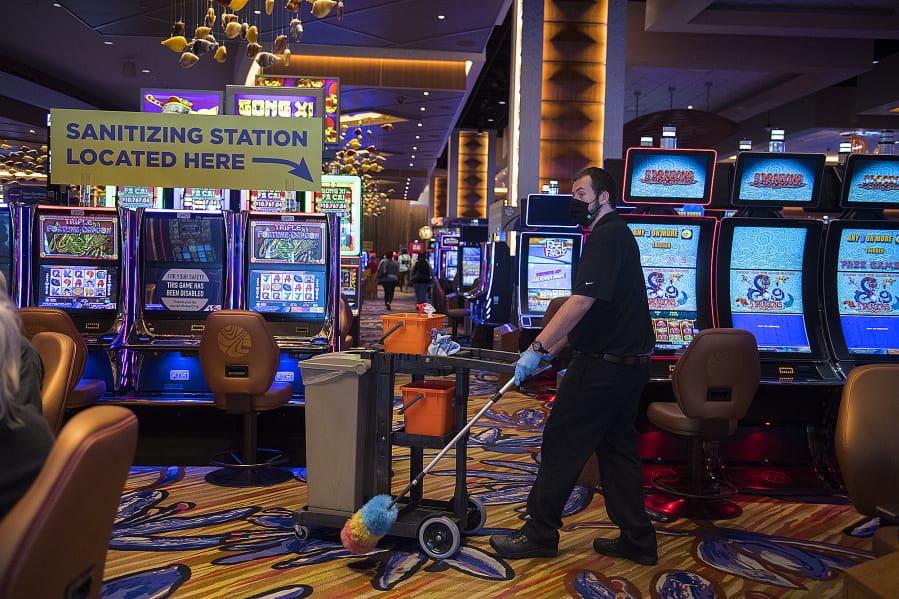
[509, 0, 617, 201]
[447, 129, 495, 219]
[431, 173, 448, 219]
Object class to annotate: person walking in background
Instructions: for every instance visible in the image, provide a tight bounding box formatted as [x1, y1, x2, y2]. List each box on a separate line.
[410, 252, 433, 304]
[397, 247, 412, 292]
[376, 252, 400, 310]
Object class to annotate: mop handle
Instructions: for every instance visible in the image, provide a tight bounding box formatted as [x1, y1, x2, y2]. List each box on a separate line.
[386, 376, 519, 510]
[397, 392, 425, 415]
[377, 321, 404, 343]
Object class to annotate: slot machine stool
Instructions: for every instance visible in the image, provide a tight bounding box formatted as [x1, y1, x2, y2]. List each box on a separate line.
[645, 328, 760, 520]
[199, 310, 293, 488]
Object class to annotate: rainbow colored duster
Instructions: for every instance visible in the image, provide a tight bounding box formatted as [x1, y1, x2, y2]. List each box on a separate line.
[340, 494, 397, 553]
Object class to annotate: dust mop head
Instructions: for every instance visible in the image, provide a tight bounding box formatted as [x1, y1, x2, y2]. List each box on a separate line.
[340, 494, 398, 554]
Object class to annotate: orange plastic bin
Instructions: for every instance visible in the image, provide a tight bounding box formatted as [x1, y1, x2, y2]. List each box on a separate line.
[380, 312, 444, 354]
[401, 380, 456, 436]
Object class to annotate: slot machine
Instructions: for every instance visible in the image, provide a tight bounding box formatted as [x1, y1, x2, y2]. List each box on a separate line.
[465, 240, 513, 347]
[715, 151, 838, 383]
[438, 233, 460, 285]
[517, 193, 584, 330]
[305, 175, 363, 316]
[127, 208, 232, 394]
[0, 203, 12, 296]
[822, 154, 899, 375]
[29, 205, 125, 390]
[620, 147, 718, 380]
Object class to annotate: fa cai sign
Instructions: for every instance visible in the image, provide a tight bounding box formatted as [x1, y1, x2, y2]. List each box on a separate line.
[49, 108, 322, 192]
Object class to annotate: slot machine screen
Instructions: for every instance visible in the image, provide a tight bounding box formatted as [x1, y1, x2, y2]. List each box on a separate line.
[622, 148, 716, 205]
[248, 270, 325, 314]
[461, 246, 482, 287]
[141, 212, 225, 313]
[839, 154, 899, 208]
[625, 215, 716, 355]
[716, 219, 824, 355]
[732, 152, 825, 208]
[823, 221, 899, 361]
[0, 206, 10, 294]
[524, 194, 580, 228]
[442, 248, 458, 281]
[246, 219, 327, 316]
[519, 233, 582, 316]
[35, 213, 119, 311]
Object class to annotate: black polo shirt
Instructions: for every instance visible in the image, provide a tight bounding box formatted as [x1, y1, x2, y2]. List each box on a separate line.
[567, 211, 655, 356]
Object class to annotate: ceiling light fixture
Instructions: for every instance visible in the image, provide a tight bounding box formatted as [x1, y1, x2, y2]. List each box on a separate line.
[437, 15, 445, 20]
[103, 41, 113, 46]
[420, 106, 426, 111]
[417, 122, 422, 127]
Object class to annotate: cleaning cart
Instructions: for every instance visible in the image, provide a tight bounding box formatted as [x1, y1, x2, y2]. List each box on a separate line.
[293, 348, 520, 559]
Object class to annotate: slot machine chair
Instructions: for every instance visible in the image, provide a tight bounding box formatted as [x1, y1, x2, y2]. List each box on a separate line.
[30, 332, 78, 435]
[0, 406, 138, 599]
[18, 307, 107, 411]
[199, 310, 294, 487]
[430, 279, 469, 339]
[646, 328, 760, 520]
[835, 364, 899, 557]
[339, 297, 356, 348]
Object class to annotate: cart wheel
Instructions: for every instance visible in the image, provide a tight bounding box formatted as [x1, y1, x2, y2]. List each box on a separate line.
[293, 524, 310, 541]
[418, 516, 461, 559]
[461, 497, 487, 534]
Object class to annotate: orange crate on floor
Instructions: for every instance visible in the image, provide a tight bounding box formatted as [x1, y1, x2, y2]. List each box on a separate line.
[380, 313, 444, 355]
[401, 380, 456, 436]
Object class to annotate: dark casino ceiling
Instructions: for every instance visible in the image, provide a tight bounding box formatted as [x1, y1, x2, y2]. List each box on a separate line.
[1, 0, 897, 202]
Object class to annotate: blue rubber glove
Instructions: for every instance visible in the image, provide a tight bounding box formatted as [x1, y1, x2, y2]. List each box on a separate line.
[514, 348, 547, 386]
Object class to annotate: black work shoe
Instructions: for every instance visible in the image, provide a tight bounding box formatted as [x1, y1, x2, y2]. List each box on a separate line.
[592, 536, 658, 566]
[489, 530, 558, 559]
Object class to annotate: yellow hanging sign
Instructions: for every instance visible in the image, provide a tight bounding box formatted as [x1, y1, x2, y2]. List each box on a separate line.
[49, 108, 322, 191]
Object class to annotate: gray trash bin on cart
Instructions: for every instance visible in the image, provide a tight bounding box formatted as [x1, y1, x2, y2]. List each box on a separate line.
[299, 352, 374, 516]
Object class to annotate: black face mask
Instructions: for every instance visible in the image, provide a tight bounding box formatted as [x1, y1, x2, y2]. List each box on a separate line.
[569, 197, 596, 227]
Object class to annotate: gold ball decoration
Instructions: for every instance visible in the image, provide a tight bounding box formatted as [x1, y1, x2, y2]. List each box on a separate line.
[324, 124, 393, 216]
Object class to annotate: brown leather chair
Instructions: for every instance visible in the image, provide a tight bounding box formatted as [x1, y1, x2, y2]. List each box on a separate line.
[0, 405, 137, 599]
[646, 328, 760, 519]
[430, 280, 469, 338]
[31, 331, 78, 435]
[199, 310, 294, 487]
[18, 307, 106, 410]
[836, 364, 899, 556]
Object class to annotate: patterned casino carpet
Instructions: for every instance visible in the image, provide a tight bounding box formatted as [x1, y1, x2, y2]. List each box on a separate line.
[101, 287, 880, 598]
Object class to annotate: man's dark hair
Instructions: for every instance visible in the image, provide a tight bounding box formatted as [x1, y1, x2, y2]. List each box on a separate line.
[573, 166, 619, 208]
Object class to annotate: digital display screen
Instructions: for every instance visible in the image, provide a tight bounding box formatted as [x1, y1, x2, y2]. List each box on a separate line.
[39, 214, 118, 261]
[341, 266, 357, 294]
[623, 148, 716, 205]
[525, 194, 579, 228]
[225, 85, 323, 119]
[143, 266, 222, 312]
[115, 186, 160, 209]
[628, 221, 704, 352]
[461, 246, 481, 287]
[247, 269, 325, 314]
[255, 75, 340, 146]
[840, 154, 899, 207]
[176, 187, 224, 211]
[728, 225, 810, 352]
[144, 216, 223, 263]
[141, 212, 225, 313]
[834, 227, 899, 354]
[250, 189, 297, 212]
[37, 265, 117, 310]
[525, 236, 576, 314]
[442, 248, 458, 281]
[307, 175, 362, 256]
[733, 152, 825, 207]
[141, 89, 222, 115]
[249, 220, 326, 265]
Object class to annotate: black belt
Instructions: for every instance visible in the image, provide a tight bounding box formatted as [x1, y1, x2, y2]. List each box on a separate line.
[574, 350, 652, 365]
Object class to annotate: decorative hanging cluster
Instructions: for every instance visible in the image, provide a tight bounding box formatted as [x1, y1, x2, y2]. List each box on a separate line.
[0, 143, 48, 184]
[160, 0, 344, 69]
[324, 125, 395, 216]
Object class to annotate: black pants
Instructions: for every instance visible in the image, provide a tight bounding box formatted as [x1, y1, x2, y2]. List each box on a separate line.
[381, 281, 397, 305]
[522, 353, 656, 552]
